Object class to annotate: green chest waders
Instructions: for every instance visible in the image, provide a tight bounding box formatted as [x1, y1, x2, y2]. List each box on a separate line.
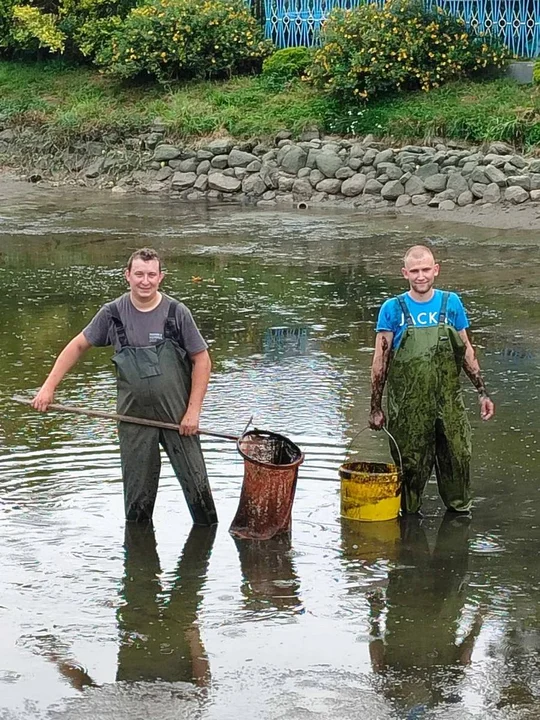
[386, 292, 472, 514]
[109, 301, 217, 525]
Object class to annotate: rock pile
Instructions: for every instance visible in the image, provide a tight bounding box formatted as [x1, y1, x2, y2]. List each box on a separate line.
[2, 124, 540, 210]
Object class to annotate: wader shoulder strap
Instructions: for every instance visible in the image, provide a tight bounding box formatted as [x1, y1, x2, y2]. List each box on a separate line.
[397, 294, 414, 327]
[438, 292, 449, 325]
[108, 302, 128, 348]
[164, 299, 179, 340]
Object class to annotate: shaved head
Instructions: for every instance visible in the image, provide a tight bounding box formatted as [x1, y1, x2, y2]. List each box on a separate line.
[403, 245, 435, 267]
[401, 245, 439, 299]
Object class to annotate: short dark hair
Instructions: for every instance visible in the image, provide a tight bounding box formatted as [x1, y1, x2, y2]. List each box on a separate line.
[127, 247, 162, 271]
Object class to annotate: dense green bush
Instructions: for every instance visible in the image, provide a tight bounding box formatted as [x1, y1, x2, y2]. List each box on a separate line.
[93, 0, 272, 82]
[261, 46, 313, 90]
[308, 0, 509, 102]
[534, 60, 540, 84]
[0, 0, 137, 58]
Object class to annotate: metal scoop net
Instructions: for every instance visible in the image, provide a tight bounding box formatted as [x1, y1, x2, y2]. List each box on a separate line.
[229, 430, 304, 541]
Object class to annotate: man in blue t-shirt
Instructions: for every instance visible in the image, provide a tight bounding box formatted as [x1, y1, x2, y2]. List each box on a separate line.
[369, 245, 494, 515]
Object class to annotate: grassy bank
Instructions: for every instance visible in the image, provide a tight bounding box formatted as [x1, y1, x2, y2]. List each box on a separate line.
[1, 60, 540, 148]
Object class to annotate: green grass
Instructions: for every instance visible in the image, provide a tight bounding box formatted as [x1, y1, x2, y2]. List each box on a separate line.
[1, 59, 539, 147]
[335, 79, 540, 149]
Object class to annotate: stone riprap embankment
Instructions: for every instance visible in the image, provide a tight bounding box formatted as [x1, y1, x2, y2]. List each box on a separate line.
[2, 124, 540, 211]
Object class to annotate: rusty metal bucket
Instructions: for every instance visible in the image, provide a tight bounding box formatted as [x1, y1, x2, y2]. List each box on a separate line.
[229, 430, 304, 540]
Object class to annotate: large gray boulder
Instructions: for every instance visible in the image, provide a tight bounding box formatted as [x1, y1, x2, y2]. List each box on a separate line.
[484, 165, 507, 186]
[505, 185, 529, 204]
[316, 178, 342, 194]
[242, 173, 266, 195]
[488, 141, 514, 155]
[364, 179, 383, 195]
[482, 182, 501, 203]
[381, 180, 405, 200]
[376, 162, 402, 180]
[278, 175, 295, 192]
[470, 182, 486, 198]
[507, 175, 531, 190]
[228, 149, 259, 167]
[341, 174, 367, 196]
[405, 176, 426, 196]
[411, 194, 430, 205]
[470, 167, 489, 184]
[171, 172, 196, 190]
[211, 154, 229, 169]
[153, 144, 182, 162]
[457, 190, 473, 206]
[208, 172, 241, 193]
[315, 151, 343, 177]
[336, 166, 355, 180]
[415, 163, 439, 180]
[194, 174, 209, 192]
[206, 138, 235, 155]
[278, 145, 308, 174]
[509, 155, 528, 169]
[446, 173, 469, 195]
[424, 174, 447, 193]
[396, 194, 411, 208]
[178, 158, 198, 173]
[292, 177, 313, 199]
[374, 148, 395, 166]
[363, 148, 378, 165]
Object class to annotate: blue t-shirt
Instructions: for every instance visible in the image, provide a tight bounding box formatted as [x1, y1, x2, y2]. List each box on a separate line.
[376, 289, 469, 349]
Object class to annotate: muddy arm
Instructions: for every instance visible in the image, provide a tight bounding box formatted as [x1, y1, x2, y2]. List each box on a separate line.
[458, 330, 495, 421]
[369, 331, 393, 430]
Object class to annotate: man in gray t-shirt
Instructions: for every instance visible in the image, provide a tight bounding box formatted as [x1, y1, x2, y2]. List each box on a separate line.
[32, 247, 218, 527]
[83, 292, 208, 355]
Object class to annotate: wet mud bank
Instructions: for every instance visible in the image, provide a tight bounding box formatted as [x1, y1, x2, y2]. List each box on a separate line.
[2, 124, 540, 226]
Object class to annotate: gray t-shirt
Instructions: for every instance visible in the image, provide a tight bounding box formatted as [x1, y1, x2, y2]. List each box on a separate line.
[83, 293, 208, 354]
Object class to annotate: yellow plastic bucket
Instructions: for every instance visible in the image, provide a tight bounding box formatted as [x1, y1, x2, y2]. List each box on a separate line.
[339, 460, 401, 522]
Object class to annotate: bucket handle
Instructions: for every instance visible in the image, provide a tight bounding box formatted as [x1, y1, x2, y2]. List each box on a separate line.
[346, 426, 403, 477]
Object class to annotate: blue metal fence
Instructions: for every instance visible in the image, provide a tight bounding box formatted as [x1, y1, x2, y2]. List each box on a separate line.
[257, 0, 540, 57]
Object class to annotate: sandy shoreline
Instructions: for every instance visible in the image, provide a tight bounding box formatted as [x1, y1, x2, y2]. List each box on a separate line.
[398, 200, 540, 232]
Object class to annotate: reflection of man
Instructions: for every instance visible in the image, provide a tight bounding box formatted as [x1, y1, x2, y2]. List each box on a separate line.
[234, 535, 302, 614]
[117, 523, 216, 685]
[31, 248, 217, 526]
[369, 515, 483, 713]
[369, 245, 495, 514]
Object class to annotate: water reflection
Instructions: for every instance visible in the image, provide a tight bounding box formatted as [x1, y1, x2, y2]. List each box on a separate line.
[368, 515, 483, 717]
[4, 185, 540, 718]
[116, 523, 216, 686]
[233, 535, 302, 616]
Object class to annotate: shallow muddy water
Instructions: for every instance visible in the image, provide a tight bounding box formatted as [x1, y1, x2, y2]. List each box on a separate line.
[1, 181, 540, 720]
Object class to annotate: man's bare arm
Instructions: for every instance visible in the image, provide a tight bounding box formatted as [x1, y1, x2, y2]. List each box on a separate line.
[180, 350, 212, 436]
[458, 329, 495, 421]
[369, 331, 393, 430]
[32, 332, 93, 411]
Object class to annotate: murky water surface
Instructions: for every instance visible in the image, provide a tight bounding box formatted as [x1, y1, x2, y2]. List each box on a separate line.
[1, 182, 540, 720]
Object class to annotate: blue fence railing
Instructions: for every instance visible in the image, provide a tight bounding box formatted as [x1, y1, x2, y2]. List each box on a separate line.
[256, 0, 540, 57]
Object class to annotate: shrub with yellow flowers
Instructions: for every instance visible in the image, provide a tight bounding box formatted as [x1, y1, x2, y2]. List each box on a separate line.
[93, 0, 273, 82]
[307, 0, 509, 102]
[0, 0, 136, 58]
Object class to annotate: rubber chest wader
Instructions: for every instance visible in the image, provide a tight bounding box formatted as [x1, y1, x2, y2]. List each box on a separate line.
[387, 292, 472, 514]
[109, 301, 218, 525]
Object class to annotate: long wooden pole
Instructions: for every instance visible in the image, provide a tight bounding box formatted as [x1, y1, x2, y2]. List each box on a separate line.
[11, 396, 239, 442]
